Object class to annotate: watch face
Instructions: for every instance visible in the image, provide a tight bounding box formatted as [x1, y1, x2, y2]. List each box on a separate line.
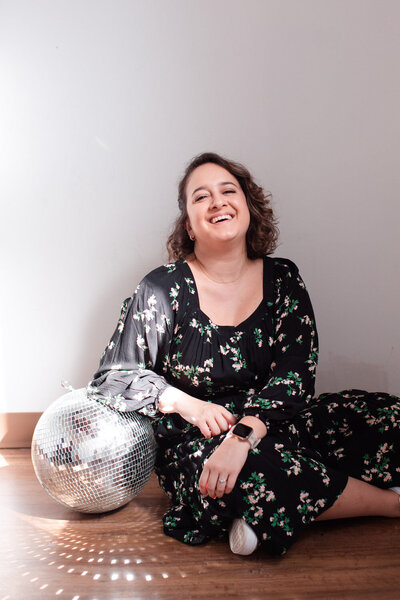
[232, 423, 253, 439]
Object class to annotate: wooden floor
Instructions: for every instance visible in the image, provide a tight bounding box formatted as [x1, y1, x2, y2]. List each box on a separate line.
[1, 450, 400, 600]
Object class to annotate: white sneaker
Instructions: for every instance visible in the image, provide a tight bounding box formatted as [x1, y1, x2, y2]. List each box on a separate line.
[390, 487, 400, 501]
[229, 518, 259, 556]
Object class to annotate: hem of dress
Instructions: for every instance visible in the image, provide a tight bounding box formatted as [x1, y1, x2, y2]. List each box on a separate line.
[163, 526, 211, 546]
[255, 470, 349, 556]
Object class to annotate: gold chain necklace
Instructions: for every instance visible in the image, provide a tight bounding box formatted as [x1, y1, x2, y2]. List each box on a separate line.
[194, 255, 246, 284]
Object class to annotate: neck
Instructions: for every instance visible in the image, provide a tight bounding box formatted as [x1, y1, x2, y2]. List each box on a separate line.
[193, 243, 249, 284]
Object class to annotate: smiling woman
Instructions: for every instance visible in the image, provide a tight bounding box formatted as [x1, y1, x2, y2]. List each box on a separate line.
[167, 152, 278, 262]
[89, 152, 400, 557]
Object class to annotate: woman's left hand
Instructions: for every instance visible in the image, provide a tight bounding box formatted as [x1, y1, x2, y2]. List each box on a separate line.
[198, 437, 250, 499]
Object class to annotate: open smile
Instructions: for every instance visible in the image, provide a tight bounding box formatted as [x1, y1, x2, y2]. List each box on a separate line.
[210, 214, 235, 224]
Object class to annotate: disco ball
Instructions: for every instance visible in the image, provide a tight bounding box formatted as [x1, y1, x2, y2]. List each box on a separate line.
[31, 387, 157, 513]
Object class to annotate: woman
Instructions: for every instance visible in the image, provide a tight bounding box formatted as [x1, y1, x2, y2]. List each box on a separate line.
[89, 152, 400, 556]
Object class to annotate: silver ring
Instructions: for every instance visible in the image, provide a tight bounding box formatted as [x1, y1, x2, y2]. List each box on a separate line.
[218, 478, 226, 483]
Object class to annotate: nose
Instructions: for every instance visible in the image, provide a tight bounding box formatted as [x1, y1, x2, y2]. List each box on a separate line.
[209, 192, 226, 210]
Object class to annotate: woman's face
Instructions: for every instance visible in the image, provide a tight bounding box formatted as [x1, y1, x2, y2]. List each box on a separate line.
[185, 163, 250, 249]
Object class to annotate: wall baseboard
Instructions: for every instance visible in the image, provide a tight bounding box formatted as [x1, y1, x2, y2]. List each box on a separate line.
[0, 412, 42, 448]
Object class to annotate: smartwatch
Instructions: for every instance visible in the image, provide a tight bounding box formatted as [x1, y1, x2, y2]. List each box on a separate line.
[226, 423, 260, 450]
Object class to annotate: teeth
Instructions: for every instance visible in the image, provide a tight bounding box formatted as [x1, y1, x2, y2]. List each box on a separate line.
[211, 214, 233, 224]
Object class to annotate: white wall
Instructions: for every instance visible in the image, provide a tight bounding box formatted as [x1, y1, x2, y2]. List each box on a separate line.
[1, 0, 399, 412]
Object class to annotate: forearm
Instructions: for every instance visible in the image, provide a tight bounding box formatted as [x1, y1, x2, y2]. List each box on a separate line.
[199, 417, 266, 499]
[158, 385, 237, 438]
[158, 385, 187, 414]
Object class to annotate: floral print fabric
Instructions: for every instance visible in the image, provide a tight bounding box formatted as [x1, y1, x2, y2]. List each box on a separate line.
[90, 257, 400, 555]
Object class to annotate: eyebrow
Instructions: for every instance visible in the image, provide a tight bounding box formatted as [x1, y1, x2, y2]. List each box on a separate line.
[191, 181, 238, 197]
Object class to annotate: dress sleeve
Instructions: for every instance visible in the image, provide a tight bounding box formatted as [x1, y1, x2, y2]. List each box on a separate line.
[242, 259, 318, 427]
[88, 267, 178, 416]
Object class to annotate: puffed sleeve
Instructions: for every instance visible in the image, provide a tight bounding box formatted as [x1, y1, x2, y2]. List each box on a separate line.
[88, 264, 180, 416]
[242, 259, 318, 426]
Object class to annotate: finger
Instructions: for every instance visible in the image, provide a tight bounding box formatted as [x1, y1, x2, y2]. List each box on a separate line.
[198, 466, 209, 496]
[207, 417, 222, 437]
[205, 470, 219, 499]
[215, 474, 228, 498]
[198, 420, 212, 439]
[220, 408, 237, 425]
[224, 473, 237, 495]
[214, 413, 230, 433]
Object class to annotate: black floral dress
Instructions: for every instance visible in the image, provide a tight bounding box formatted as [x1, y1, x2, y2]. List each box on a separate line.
[89, 257, 400, 555]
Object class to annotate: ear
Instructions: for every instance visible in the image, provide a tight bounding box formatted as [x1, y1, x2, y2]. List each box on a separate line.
[185, 218, 193, 238]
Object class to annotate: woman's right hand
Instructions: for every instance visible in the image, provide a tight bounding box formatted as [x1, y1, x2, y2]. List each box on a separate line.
[159, 386, 236, 438]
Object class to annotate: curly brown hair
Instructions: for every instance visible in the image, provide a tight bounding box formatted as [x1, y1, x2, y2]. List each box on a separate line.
[166, 152, 279, 261]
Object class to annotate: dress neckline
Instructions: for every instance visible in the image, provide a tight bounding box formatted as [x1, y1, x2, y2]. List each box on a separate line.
[181, 257, 270, 331]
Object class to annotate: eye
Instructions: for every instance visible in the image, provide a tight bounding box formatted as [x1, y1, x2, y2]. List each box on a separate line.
[223, 189, 235, 195]
[194, 194, 207, 202]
